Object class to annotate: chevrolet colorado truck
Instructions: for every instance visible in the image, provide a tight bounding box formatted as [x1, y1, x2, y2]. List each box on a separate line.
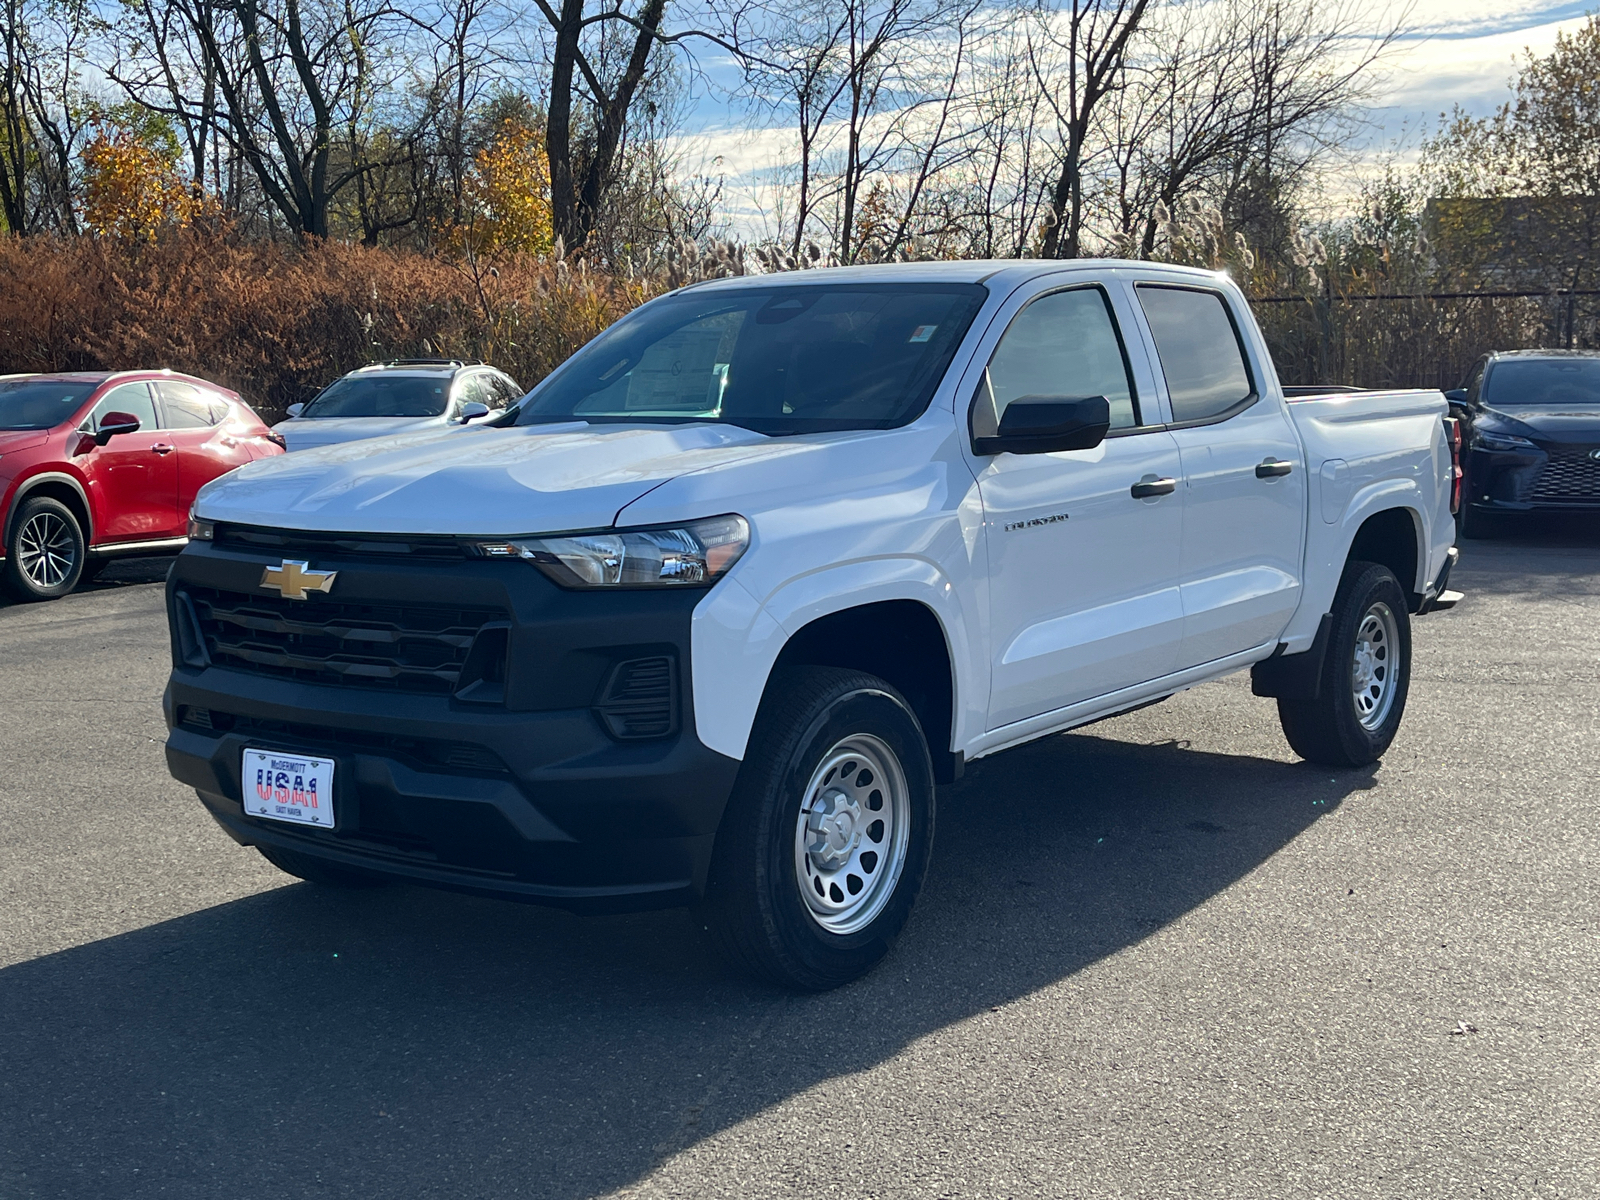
[162, 261, 1461, 990]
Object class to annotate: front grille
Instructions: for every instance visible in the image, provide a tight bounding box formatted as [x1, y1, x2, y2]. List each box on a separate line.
[176, 707, 509, 774]
[1530, 452, 1600, 502]
[214, 523, 467, 560]
[185, 586, 506, 694]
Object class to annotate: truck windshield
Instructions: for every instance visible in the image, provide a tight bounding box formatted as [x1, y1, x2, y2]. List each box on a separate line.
[513, 282, 988, 435]
[301, 375, 451, 418]
[1484, 357, 1600, 406]
[0, 379, 98, 430]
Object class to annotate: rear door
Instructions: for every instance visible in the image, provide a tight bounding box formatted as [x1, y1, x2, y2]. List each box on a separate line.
[972, 281, 1186, 729]
[82, 382, 180, 543]
[157, 380, 254, 518]
[1132, 284, 1306, 668]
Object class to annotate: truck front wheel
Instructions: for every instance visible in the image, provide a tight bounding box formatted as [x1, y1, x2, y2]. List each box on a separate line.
[699, 667, 936, 991]
[1277, 561, 1412, 767]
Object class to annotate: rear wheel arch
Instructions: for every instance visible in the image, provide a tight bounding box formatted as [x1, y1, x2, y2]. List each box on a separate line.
[6, 473, 93, 549]
[1346, 506, 1423, 609]
[768, 600, 961, 783]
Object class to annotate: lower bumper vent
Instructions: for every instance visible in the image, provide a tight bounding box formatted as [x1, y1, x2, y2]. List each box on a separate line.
[594, 656, 678, 740]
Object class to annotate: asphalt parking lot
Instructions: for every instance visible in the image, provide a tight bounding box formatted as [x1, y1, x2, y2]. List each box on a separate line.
[2, 527, 1597, 1200]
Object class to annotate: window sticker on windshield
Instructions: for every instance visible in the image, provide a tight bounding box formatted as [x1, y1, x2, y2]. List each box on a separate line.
[908, 325, 938, 343]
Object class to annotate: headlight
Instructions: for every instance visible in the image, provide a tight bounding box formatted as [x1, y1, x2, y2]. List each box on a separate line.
[473, 514, 749, 588]
[187, 513, 214, 540]
[1473, 430, 1537, 452]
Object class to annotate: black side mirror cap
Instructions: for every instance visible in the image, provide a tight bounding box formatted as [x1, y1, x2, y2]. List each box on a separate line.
[973, 395, 1111, 456]
[94, 412, 141, 446]
[1442, 388, 1468, 403]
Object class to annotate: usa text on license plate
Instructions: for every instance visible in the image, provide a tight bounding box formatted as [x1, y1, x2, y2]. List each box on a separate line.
[243, 749, 335, 827]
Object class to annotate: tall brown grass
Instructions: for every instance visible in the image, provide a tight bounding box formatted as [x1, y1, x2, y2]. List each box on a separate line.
[0, 229, 648, 420]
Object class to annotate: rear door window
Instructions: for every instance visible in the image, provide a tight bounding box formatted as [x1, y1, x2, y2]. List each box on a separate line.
[156, 381, 221, 429]
[1135, 286, 1255, 424]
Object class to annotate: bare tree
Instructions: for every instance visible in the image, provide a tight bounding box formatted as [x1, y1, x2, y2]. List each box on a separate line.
[1030, 0, 1153, 259]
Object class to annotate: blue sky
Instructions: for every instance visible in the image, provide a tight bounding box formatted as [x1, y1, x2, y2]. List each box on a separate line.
[663, 0, 1595, 234]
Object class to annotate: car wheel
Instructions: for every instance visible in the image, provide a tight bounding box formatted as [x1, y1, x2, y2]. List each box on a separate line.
[1277, 561, 1412, 768]
[699, 666, 936, 991]
[257, 844, 389, 888]
[2, 496, 86, 601]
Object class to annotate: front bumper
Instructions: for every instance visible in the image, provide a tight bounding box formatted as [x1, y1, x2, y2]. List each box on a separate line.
[163, 537, 741, 912]
[1466, 442, 1600, 511]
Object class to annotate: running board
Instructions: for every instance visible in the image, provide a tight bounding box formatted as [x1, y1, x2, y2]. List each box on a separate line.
[89, 536, 189, 558]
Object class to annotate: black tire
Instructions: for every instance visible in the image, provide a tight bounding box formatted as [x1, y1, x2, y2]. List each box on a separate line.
[2, 495, 85, 601]
[257, 844, 389, 888]
[1457, 502, 1506, 540]
[1277, 561, 1412, 767]
[698, 666, 936, 991]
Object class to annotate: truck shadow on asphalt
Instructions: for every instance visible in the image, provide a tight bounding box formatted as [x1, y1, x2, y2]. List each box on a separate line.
[0, 732, 1374, 1200]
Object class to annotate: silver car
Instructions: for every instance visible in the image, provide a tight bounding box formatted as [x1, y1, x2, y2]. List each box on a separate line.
[272, 360, 523, 451]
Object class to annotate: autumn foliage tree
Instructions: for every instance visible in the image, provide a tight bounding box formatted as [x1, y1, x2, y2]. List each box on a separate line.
[453, 118, 554, 257]
[81, 126, 203, 240]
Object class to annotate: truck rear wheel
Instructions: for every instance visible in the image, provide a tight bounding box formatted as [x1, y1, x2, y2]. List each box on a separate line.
[1277, 561, 1412, 767]
[699, 666, 935, 991]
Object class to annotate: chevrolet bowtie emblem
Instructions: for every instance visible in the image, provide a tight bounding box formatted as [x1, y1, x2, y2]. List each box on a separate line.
[260, 559, 337, 601]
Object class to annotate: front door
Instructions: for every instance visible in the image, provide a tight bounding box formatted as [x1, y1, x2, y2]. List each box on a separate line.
[82, 382, 180, 543]
[1134, 284, 1306, 668]
[973, 284, 1186, 730]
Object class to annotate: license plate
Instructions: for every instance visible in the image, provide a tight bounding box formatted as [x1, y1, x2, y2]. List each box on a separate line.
[242, 748, 335, 828]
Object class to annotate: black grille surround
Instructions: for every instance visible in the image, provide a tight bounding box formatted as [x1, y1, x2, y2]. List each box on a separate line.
[213, 522, 469, 560]
[184, 585, 507, 695]
[1531, 451, 1600, 503]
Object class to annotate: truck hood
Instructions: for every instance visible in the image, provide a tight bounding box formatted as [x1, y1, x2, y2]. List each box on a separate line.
[272, 415, 448, 449]
[194, 421, 780, 535]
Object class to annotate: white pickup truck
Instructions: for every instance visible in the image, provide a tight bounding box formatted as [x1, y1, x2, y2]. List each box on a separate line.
[163, 260, 1460, 990]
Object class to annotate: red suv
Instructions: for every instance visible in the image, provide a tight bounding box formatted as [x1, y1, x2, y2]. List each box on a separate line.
[0, 371, 284, 601]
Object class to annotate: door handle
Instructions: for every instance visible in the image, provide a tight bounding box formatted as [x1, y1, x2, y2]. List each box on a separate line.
[1256, 458, 1294, 478]
[1130, 475, 1177, 499]
[151, 443, 175, 455]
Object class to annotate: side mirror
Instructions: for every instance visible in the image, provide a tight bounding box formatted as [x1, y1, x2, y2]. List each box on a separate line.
[285, 402, 305, 418]
[94, 412, 141, 446]
[974, 395, 1111, 456]
[459, 401, 491, 423]
[1442, 388, 1468, 404]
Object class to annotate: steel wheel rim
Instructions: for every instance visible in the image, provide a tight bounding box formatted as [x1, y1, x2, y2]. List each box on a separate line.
[794, 733, 910, 935]
[1351, 601, 1399, 730]
[16, 511, 76, 588]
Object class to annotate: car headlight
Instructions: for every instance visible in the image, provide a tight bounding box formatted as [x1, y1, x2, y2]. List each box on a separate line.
[473, 514, 749, 588]
[1473, 430, 1537, 452]
[188, 512, 215, 540]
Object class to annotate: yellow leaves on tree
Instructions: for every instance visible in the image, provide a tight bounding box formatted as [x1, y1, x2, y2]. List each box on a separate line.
[457, 119, 554, 257]
[82, 129, 203, 241]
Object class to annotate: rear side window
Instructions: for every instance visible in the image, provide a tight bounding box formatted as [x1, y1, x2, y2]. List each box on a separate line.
[489, 373, 522, 406]
[1136, 286, 1254, 424]
[157, 380, 221, 429]
[972, 286, 1140, 437]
